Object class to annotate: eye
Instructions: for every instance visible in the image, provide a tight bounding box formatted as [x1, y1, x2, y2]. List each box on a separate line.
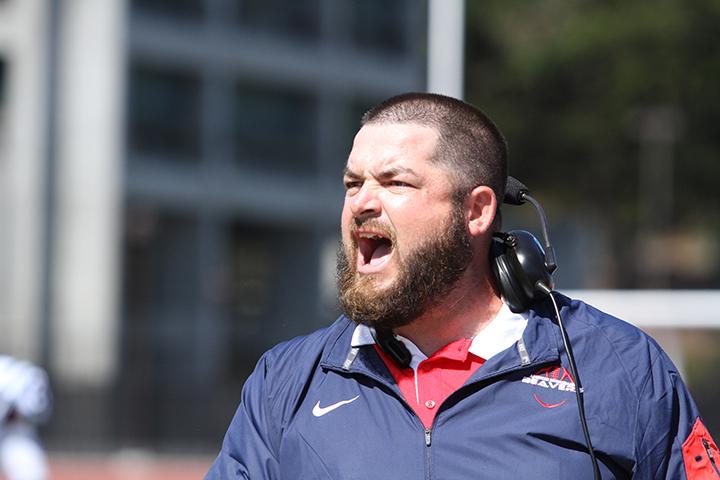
[386, 180, 412, 188]
[344, 180, 362, 192]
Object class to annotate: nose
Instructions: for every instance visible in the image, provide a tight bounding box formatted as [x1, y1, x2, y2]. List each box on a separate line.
[349, 184, 381, 220]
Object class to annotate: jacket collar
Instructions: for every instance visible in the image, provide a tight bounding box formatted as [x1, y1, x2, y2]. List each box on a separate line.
[349, 303, 529, 364]
[321, 301, 561, 379]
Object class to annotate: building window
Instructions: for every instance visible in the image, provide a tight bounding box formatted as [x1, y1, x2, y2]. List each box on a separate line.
[236, 0, 320, 41]
[120, 211, 201, 443]
[320, 97, 381, 174]
[131, 0, 205, 21]
[120, 210, 319, 446]
[234, 82, 316, 174]
[343, 98, 380, 142]
[127, 64, 202, 162]
[350, 0, 408, 55]
[226, 221, 319, 371]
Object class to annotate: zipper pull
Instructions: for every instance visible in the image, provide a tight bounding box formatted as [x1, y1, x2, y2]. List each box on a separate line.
[704, 439, 715, 459]
[424, 429, 432, 447]
[702, 438, 720, 477]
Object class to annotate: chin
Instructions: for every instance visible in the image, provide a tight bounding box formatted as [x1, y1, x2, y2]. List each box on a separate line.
[358, 269, 397, 290]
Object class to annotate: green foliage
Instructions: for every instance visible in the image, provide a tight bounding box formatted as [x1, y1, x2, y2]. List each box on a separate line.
[466, 0, 720, 222]
[466, 0, 720, 287]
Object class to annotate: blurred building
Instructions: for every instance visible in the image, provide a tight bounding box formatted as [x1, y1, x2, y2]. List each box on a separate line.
[0, 0, 427, 452]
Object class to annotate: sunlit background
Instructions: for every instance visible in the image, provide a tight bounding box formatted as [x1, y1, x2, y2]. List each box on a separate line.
[0, 0, 718, 477]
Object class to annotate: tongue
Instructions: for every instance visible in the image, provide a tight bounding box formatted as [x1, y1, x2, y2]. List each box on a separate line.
[369, 243, 391, 266]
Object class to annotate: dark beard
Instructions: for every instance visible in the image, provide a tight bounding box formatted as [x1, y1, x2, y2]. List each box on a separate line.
[336, 204, 473, 330]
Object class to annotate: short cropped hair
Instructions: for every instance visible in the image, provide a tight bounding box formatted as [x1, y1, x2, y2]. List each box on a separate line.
[361, 93, 508, 206]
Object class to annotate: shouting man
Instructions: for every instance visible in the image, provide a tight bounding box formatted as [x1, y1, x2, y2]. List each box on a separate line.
[207, 93, 718, 479]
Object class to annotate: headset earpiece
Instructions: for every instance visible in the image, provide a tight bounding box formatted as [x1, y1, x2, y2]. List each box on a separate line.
[491, 230, 554, 313]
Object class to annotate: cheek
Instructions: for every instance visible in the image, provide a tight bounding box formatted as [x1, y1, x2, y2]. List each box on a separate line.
[340, 214, 355, 248]
[395, 215, 454, 255]
[340, 202, 353, 228]
[394, 204, 449, 237]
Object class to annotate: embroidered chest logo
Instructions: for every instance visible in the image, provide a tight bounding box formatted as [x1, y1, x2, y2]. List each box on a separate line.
[521, 366, 575, 408]
[312, 396, 359, 417]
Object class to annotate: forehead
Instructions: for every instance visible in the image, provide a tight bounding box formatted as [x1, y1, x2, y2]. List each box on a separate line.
[345, 123, 441, 174]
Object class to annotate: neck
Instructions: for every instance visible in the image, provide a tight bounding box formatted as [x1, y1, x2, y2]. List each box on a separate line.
[393, 267, 503, 357]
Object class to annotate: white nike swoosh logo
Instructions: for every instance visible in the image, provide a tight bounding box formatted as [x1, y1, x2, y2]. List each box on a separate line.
[312, 396, 360, 417]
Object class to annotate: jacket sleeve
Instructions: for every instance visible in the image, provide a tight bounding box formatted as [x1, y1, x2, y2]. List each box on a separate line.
[633, 348, 719, 479]
[205, 354, 281, 480]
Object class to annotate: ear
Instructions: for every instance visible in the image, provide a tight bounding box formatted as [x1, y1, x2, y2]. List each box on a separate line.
[465, 185, 497, 237]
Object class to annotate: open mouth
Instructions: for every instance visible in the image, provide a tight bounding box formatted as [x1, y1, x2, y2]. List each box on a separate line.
[356, 231, 394, 271]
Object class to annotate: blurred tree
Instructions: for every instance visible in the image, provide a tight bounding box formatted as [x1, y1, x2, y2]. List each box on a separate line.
[465, 0, 720, 288]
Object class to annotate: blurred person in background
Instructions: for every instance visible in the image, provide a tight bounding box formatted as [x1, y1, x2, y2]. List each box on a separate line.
[207, 93, 717, 479]
[0, 356, 51, 480]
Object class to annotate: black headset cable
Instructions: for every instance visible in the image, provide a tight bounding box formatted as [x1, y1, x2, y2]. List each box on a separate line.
[537, 284, 601, 480]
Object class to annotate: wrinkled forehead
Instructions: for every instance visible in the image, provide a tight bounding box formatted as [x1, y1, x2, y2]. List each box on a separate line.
[345, 123, 441, 173]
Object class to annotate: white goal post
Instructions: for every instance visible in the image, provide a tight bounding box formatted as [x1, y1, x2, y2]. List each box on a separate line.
[565, 290, 720, 376]
[564, 290, 720, 330]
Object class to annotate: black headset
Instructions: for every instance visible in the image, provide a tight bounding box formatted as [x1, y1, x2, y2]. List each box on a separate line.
[490, 177, 557, 313]
[490, 177, 602, 479]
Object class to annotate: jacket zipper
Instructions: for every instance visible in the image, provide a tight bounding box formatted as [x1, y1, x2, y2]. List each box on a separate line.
[424, 428, 433, 480]
[416, 359, 558, 479]
[703, 438, 720, 477]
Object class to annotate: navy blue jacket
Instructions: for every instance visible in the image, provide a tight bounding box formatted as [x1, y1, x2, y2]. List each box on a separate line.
[207, 295, 719, 479]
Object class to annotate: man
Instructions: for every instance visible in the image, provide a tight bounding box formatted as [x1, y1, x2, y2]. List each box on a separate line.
[0, 355, 52, 480]
[207, 93, 718, 479]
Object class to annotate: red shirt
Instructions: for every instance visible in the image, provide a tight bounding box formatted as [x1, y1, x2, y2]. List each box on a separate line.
[375, 338, 485, 429]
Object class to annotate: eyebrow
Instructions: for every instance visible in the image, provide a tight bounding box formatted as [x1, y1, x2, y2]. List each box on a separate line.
[343, 165, 420, 179]
[343, 167, 360, 178]
[376, 166, 419, 179]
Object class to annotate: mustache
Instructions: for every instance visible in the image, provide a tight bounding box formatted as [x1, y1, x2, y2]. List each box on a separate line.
[348, 218, 397, 243]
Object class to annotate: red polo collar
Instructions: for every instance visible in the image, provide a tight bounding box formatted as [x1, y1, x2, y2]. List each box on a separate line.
[374, 337, 485, 429]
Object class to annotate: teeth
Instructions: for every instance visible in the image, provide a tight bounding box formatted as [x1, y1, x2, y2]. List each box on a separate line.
[358, 233, 385, 240]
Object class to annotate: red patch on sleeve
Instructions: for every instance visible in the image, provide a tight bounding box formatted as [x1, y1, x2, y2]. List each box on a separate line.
[683, 418, 720, 479]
